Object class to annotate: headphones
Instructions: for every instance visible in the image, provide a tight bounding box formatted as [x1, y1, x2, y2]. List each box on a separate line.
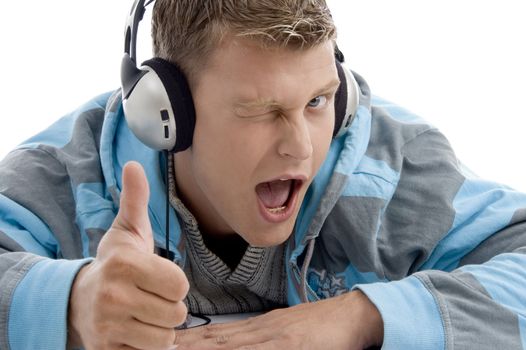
[121, 0, 360, 153]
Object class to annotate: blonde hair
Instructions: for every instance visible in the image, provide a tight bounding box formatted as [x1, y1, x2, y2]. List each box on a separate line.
[151, 0, 336, 82]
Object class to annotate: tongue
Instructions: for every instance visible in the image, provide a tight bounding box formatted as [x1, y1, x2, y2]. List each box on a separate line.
[255, 180, 293, 208]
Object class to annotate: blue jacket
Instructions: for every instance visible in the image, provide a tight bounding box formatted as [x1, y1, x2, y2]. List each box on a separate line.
[1, 73, 525, 349]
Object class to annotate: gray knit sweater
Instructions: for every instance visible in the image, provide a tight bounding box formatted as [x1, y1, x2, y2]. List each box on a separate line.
[168, 154, 287, 315]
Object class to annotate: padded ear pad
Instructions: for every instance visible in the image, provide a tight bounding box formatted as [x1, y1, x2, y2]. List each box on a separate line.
[334, 61, 348, 137]
[141, 57, 196, 152]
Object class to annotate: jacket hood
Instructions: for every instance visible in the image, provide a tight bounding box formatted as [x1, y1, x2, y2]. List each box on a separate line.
[291, 71, 372, 252]
[286, 71, 373, 303]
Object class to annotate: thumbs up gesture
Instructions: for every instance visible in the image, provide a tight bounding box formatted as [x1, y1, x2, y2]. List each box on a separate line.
[68, 161, 188, 350]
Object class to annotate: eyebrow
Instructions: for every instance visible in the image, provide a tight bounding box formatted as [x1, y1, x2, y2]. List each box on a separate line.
[235, 78, 341, 110]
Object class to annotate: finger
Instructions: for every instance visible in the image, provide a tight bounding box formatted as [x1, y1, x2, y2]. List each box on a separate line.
[172, 323, 240, 346]
[114, 161, 154, 253]
[174, 309, 282, 345]
[234, 340, 282, 350]
[188, 313, 267, 335]
[174, 321, 271, 349]
[113, 318, 177, 350]
[131, 287, 188, 328]
[130, 251, 190, 302]
[176, 329, 273, 350]
[173, 317, 257, 345]
[173, 326, 225, 348]
[101, 248, 189, 302]
[198, 309, 279, 332]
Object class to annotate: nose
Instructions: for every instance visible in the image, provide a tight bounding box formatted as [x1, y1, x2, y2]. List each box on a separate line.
[277, 112, 313, 161]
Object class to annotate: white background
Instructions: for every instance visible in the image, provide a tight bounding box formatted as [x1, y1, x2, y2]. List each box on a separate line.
[1, 1, 525, 192]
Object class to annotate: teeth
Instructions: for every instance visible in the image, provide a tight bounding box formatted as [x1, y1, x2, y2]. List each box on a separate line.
[267, 206, 286, 213]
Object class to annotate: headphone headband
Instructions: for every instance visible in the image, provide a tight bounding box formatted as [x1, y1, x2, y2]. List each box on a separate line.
[125, 0, 149, 62]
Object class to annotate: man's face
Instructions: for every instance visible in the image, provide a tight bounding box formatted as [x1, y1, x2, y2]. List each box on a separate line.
[175, 38, 339, 247]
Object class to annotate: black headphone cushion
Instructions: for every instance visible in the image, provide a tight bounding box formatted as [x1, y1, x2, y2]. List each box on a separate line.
[333, 61, 348, 138]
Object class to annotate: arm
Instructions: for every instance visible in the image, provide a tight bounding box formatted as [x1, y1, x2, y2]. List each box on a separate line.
[171, 288, 383, 350]
[169, 127, 526, 350]
[356, 128, 526, 350]
[67, 161, 189, 349]
[357, 208, 526, 349]
[1, 146, 189, 349]
[0, 147, 95, 349]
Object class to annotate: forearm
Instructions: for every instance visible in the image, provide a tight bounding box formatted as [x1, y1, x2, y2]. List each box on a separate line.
[348, 290, 384, 349]
[356, 248, 526, 350]
[0, 252, 92, 350]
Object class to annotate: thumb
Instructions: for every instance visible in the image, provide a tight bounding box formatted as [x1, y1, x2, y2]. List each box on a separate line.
[113, 161, 154, 253]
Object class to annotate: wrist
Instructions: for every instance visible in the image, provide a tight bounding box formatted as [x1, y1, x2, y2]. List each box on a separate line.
[67, 263, 92, 349]
[351, 290, 384, 348]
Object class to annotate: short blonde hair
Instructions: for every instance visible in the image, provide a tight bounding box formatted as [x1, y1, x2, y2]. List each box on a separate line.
[151, 0, 336, 83]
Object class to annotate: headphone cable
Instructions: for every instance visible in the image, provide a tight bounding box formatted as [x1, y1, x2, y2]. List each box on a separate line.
[164, 150, 170, 259]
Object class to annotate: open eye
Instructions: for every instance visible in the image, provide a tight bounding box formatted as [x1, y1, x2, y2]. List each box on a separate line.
[307, 95, 328, 108]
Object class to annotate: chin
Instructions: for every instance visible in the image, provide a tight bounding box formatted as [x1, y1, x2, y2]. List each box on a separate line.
[240, 222, 295, 248]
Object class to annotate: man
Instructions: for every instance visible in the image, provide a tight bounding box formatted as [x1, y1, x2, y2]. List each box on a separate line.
[0, 1, 525, 350]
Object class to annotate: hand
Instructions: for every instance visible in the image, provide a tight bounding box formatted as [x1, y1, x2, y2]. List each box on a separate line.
[173, 290, 383, 350]
[68, 161, 189, 350]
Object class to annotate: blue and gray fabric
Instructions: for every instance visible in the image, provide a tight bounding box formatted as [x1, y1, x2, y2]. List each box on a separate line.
[1, 73, 525, 349]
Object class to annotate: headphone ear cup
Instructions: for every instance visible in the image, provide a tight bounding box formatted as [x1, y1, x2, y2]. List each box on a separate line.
[121, 57, 196, 152]
[333, 61, 360, 138]
[122, 62, 177, 151]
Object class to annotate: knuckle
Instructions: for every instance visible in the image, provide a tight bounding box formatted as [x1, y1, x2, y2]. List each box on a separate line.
[96, 284, 119, 305]
[133, 328, 175, 350]
[173, 329, 189, 346]
[180, 275, 190, 296]
[214, 334, 231, 345]
[156, 329, 177, 349]
[93, 284, 128, 316]
[172, 301, 188, 326]
[155, 259, 189, 301]
[167, 279, 189, 302]
[105, 253, 134, 278]
[169, 268, 189, 300]
[202, 324, 221, 339]
[176, 277, 190, 300]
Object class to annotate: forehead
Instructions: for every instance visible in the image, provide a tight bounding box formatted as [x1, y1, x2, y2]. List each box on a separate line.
[195, 37, 338, 104]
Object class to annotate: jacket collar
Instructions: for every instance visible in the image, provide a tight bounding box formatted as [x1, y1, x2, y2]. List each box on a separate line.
[289, 71, 373, 263]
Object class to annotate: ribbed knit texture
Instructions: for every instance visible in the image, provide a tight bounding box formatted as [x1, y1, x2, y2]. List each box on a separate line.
[168, 154, 287, 315]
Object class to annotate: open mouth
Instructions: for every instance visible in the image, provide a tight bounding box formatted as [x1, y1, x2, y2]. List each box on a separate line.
[255, 178, 303, 223]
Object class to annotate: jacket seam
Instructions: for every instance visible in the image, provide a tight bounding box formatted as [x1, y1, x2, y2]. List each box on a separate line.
[400, 127, 439, 155]
[1, 255, 44, 350]
[414, 273, 452, 350]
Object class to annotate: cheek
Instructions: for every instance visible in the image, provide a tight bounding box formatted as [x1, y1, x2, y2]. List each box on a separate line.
[311, 113, 336, 163]
[194, 110, 273, 167]
[191, 118, 261, 198]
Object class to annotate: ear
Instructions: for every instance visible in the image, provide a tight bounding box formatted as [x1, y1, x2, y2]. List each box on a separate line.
[333, 60, 360, 138]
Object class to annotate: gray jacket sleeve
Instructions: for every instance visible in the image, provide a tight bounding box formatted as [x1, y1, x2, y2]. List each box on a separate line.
[355, 128, 526, 350]
[0, 104, 107, 349]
